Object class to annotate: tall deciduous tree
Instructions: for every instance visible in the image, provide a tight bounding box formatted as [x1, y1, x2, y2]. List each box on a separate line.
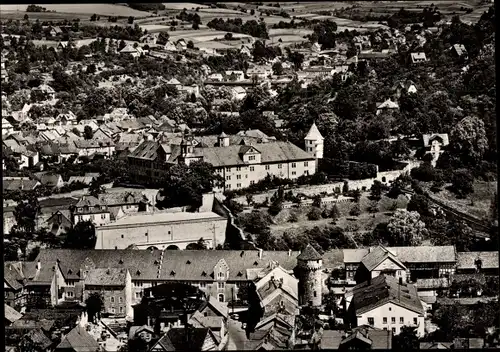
[13, 196, 40, 234]
[85, 292, 104, 323]
[64, 220, 96, 249]
[386, 210, 426, 246]
[449, 116, 489, 167]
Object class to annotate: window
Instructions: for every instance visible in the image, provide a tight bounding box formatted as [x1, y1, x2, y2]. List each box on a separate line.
[248, 166, 254, 172]
[368, 318, 374, 326]
[304, 161, 309, 167]
[200, 282, 207, 288]
[120, 307, 124, 313]
[226, 176, 231, 181]
[250, 180, 255, 185]
[249, 155, 255, 161]
[226, 167, 231, 172]
[111, 308, 115, 314]
[291, 162, 296, 168]
[67, 291, 74, 298]
[121, 234, 124, 238]
[291, 171, 296, 175]
[392, 328, 396, 333]
[278, 164, 282, 169]
[265, 165, 270, 170]
[237, 183, 241, 188]
[313, 291, 317, 297]
[135, 292, 142, 299]
[413, 318, 418, 325]
[90, 215, 94, 221]
[101, 214, 106, 220]
[400, 317, 404, 324]
[217, 272, 224, 279]
[391, 317, 396, 324]
[218, 282, 225, 289]
[110, 297, 115, 303]
[218, 294, 224, 302]
[383, 317, 387, 324]
[226, 184, 231, 189]
[65, 280, 75, 287]
[388, 307, 392, 311]
[236, 175, 241, 180]
[304, 171, 309, 175]
[119, 297, 123, 303]
[236, 167, 241, 171]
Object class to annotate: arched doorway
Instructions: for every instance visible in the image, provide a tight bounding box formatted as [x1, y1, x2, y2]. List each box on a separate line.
[146, 246, 159, 251]
[166, 245, 179, 250]
[185, 243, 200, 250]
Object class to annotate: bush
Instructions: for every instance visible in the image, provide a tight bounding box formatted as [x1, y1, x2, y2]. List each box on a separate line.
[307, 207, 323, 221]
[289, 211, 299, 223]
[450, 169, 474, 198]
[268, 200, 283, 216]
[410, 163, 438, 182]
[349, 204, 361, 217]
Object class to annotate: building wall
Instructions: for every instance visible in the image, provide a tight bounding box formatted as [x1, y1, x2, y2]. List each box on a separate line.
[219, 159, 316, 191]
[297, 260, 323, 307]
[371, 259, 408, 283]
[356, 302, 425, 337]
[95, 217, 227, 250]
[85, 285, 128, 316]
[73, 211, 111, 227]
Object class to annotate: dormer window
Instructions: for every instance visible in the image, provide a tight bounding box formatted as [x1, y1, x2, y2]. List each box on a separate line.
[186, 260, 191, 265]
[254, 261, 258, 266]
[201, 271, 207, 276]
[237, 271, 243, 277]
[170, 270, 176, 276]
[119, 259, 124, 264]
[68, 269, 72, 275]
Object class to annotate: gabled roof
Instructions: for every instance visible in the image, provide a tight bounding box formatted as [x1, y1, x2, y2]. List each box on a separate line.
[166, 78, 181, 85]
[343, 246, 456, 264]
[457, 251, 499, 270]
[84, 268, 128, 286]
[75, 195, 102, 208]
[304, 123, 324, 141]
[5, 304, 23, 323]
[297, 244, 322, 261]
[348, 274, 424, 315]
[154, 327, 216, 351]
[21, 328, 52, 350]
[377, 99, 399, 109]
[361, 245, 406, 271]
[423, 133, 449, 147]
[199, 295, 228, 319]
[56, 325, 100, 352]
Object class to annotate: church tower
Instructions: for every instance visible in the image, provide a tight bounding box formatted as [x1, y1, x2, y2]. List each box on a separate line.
[304, 122, 324, 159]
[296, 244, 323, 307]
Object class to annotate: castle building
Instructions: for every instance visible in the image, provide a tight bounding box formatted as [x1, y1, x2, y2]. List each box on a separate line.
[296, 244, 323, 307]
[304, 122, 324, 160]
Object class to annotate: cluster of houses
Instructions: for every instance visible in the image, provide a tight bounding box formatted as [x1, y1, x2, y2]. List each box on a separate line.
[4, 243, 498, 350]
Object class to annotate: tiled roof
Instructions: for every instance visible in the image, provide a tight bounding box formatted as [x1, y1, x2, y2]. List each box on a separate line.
[415, 278, 450, 290]
[75, 195, 103, 208]
[74, 139, 114, 149]
[193, 141, 314, 167]
[297, 244, 322, 261]
[343, 246, 456, 264]
[423, 133, 449, 147]
[304, 123, 324, 140]
[39, 173, 62, 187]
[4, 263, 25, 290]
[377, 99, 399, 109]
[200, 295, 228, 319]
[349, 274, 424, 315]
[342, 326, 392, 349]
[360, 246, 406, 271]
[21, 329, 52, 349]
[457, 251, 498, 270]
[128, 140, 166, 160]
[420, 342, 452, 349]
[450, 273, 486, 285]
[56, 325, 100, 352]
[321, 249, 344, 269]
[3, 179, 40, 191]
[84, 268, 128, 286]
[99, 211, 222, 228]
[33, 249, 163, 281]
[156, 327, 214, 351]
[5, 304, 23, 323]
[189, 310, 224, 330]
[98, 190, 149, 206]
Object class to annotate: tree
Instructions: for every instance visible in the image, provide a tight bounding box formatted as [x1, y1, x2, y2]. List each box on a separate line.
[386, 210, 427, 246]
[268, 200, 283, 216]
[308, 207, 323, 221]
[192, 22, 199, 30]
[407, 194, 430, 217]
[368, 200, 379, 214]
[187, 40, 194, 49]
[246, 194, 254, 206]
[13, 196, 40, 234]
[450, 169, 474, 198]
[342, 181, 349, 194]
[224, 32, 233, 40]
[83, 125, 93, 140]
[272, 61, 283, 75]
[85, 292, 104, 323]
[393, 326, 419, 351]
[128, 16, 134, 24]
[370, 180, 384, 200]
[349, 204, 361, 217]
[186, 237, 207, 250]
[88, 177, 105, 198]
[330, 204, 340, 220]
[64, 220, 96, 249]
[449, 116, 489, 167]
[157, 161, 223, 210]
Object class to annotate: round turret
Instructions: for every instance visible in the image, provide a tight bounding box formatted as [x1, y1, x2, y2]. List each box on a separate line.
[296, 244, 323, 307]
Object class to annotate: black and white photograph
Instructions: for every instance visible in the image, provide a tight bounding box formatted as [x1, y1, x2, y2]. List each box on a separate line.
[1, 0, 497, 350]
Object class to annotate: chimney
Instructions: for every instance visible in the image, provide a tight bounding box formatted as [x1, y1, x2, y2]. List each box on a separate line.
[288, 249, 292, 257]
[259, 249, 263, 259]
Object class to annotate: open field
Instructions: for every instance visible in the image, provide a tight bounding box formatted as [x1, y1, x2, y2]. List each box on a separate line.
[0, 4, 152, 17]
[162, 3, 210, 10]
[168, 29, 253, 42]
[428, 181, 497, 220]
